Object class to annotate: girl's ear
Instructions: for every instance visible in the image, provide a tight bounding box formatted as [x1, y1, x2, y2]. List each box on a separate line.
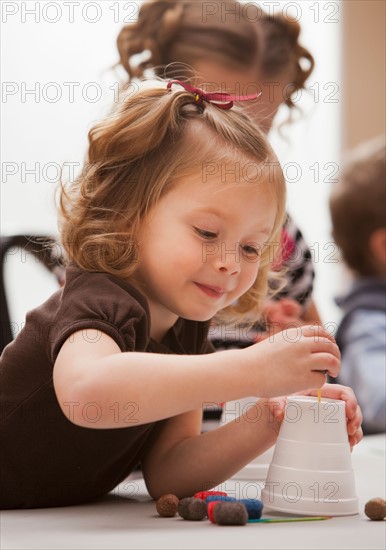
[369, 227, 386, 270]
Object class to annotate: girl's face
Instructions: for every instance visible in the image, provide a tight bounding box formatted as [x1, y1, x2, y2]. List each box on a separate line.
[194, 60, 293, 133]
[130, 163, 277, 341]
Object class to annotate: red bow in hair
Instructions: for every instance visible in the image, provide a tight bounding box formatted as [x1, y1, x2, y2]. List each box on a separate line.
[167, 80, 261, 110]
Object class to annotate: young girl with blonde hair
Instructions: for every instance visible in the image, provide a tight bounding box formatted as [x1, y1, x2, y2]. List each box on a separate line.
[116, 0, 320, 339]
[0, 80, 362, 509]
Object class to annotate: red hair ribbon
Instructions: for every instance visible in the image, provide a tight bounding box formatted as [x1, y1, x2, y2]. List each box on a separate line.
[167, 80, 261, 110]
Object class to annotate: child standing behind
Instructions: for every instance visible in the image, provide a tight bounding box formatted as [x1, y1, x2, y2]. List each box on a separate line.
[1, 80, 361, 509]
[330, 138, 386, 434]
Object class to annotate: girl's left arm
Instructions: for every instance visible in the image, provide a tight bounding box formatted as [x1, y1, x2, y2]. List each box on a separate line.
[142, 384, 363, 499]
[142, 398, 279, 499]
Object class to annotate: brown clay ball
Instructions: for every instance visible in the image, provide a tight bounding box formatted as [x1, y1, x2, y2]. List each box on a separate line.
[177, 497, 207, 520]
[364, 497, 386, 521]
[156, 494, 179, 517]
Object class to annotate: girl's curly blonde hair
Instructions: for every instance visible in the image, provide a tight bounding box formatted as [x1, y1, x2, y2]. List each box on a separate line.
[59, 81, 286, 323]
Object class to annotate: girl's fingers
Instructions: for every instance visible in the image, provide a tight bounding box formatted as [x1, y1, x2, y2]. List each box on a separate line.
[309, 353, 340, 378]
[354, 426, 363, 445]
[267, 396, 287, 419]
[314, 383, 359, 420]
[301, 324, 336, 343]
[309, 339, 341, 359]
[349, 425, 363, 450]
[306, 384, 363, 450]
[336, 386, 361, 421]
[347, 404, 363, 434]
[308, 370, 329, 388]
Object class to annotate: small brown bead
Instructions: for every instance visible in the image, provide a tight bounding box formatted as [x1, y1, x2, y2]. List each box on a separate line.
[177, 497, 192, 519]
[156, 494, 179, 517]
[364, 497, 386, 521]
[177, 497, 207, 520]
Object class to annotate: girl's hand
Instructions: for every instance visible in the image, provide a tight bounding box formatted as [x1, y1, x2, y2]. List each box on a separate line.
[268, 383, 363, 450]
[246, 325, 340, 397]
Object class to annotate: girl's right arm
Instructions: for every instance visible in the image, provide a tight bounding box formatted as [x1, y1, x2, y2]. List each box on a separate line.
[53, 326, 340, 429]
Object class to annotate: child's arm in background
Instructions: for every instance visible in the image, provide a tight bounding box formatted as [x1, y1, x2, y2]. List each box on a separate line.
[302, 298, 323, 325]
[261, 297, 322, 336]
[53, 326, 340, 428]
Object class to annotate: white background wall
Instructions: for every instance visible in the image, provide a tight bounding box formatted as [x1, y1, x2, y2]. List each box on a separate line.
[1, 0, 343, 331]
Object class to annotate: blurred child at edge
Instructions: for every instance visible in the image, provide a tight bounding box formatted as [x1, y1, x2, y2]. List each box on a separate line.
[330, 137, 386, 434]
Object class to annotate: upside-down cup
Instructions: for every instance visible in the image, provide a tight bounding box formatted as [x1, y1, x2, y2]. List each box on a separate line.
[261, 396, 359, 516]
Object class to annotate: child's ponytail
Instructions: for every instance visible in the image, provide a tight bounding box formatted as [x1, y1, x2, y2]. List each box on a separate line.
[87, 85, 199, 165]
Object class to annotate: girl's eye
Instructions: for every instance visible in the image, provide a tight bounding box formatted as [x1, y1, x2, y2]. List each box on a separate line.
[242, 244, 261, 257]
[194, 227, 218, 239]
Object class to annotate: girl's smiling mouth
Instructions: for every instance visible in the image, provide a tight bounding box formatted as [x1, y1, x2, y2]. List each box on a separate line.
[194, 282, 227, 298]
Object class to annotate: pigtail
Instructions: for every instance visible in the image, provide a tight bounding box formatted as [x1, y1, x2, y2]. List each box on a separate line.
[87, 86, 199, 164]
[116, 0, 184, 80]
[282, 16, 314, 109]
[260, 13, 314, 110]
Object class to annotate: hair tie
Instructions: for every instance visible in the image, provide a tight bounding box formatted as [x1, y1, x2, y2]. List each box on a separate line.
[167, 80, 261, 110]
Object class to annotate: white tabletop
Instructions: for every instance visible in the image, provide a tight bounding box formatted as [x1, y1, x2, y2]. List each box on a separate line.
[1, 435, 385, 550]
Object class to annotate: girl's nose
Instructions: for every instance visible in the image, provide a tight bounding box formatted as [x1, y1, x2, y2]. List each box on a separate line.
[218, 264, 240, 275]
[215, 245, 241, 276]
